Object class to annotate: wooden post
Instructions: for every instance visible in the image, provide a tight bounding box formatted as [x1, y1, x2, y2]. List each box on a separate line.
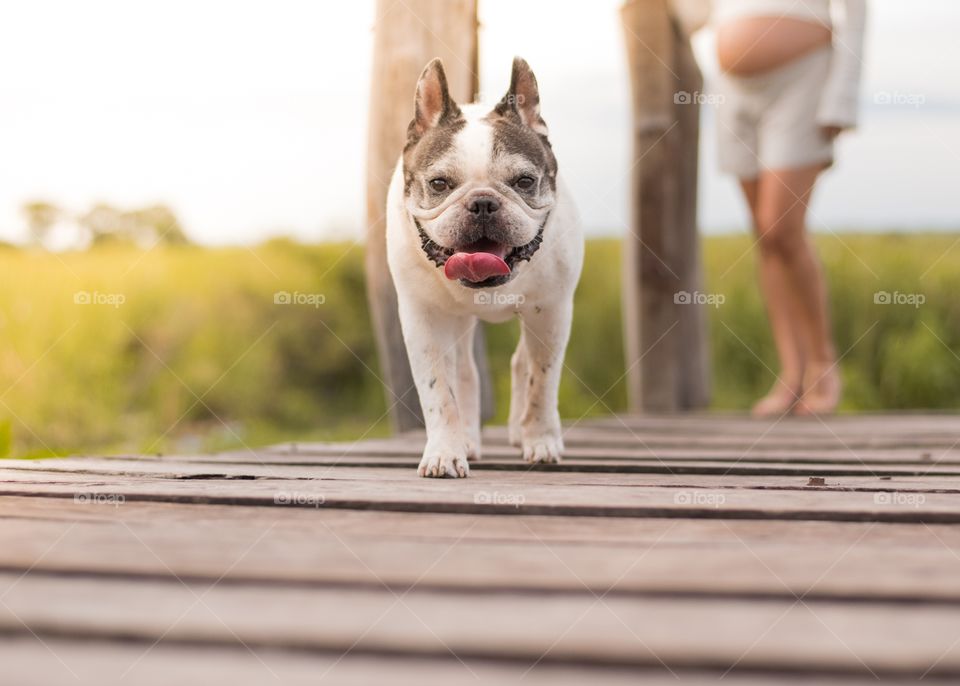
[620, 0, 710, 412]
[672, 18, 711, 409]
[366, 0, 493, 431]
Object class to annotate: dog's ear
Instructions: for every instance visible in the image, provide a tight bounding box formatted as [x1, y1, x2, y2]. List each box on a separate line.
[494, 57, 548, 136]
[410, 58, 461, 138]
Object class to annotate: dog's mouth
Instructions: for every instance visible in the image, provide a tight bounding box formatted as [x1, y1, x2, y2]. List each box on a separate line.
[443, 238, 510, 283]
[415, 220, 547, 290]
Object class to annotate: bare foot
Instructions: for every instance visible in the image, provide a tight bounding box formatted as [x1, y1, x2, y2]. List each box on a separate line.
[751, 379, 802, 418]
[795, 363, 841, 416]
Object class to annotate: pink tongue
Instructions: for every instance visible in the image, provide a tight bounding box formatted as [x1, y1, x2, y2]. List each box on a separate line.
[444, 252, 510, 282]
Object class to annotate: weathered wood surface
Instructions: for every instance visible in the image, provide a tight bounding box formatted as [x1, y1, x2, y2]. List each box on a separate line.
[2, 413, 960, 683]
[6, 572, 960, 673]
[3, 498, 960, 602]
[0, 639, 931, 686]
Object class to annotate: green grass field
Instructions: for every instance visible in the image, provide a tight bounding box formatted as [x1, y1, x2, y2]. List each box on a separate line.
[2, 233, 959, 458]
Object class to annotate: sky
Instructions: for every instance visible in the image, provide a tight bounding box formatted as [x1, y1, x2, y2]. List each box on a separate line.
[1, 0, 958, 247]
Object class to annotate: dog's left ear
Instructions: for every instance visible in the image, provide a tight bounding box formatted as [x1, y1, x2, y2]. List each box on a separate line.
[494, 57, 548, 136]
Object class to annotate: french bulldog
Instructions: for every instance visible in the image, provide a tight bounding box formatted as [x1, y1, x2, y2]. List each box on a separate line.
[385, 57, 583, 478]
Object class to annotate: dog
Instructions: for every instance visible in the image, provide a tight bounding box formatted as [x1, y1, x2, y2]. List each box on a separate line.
[386, 57, 583, 478]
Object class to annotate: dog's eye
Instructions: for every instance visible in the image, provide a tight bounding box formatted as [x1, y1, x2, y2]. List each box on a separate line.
[514, 175, 536, 191]
[429, 178, 451, 192]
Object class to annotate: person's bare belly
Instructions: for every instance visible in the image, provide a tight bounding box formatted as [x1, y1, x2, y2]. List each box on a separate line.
[717, 17, 831, 76]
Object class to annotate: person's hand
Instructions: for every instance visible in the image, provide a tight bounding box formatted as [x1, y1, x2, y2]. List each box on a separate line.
[820, 125, 845, 141]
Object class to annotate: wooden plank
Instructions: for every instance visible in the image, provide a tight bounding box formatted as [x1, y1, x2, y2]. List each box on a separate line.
[0, 637, 923, 686]
[3, 573, 960, 676]
[3, 494, 954, 547]
[262, 441, 960, 465]
[2, 501, 960, 602]
[246, 415, 960, 448]
[552, 432, 960, 450]
[585, 413, 960, 435]
[265, 429, 960, 453]
[184, 451, 960, 476]
[7, 456, 960, 484]
[2, 468, 959, 522]
[11, 455, 960, 484]
[288, 422, 960, 446]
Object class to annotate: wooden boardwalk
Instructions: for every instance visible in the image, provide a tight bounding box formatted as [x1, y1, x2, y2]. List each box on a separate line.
[2, 413, 960, 684]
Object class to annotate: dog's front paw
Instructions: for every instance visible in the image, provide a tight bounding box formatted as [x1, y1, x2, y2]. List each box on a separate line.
[521, 432, 564, 464]
[418, 439, 471, 478]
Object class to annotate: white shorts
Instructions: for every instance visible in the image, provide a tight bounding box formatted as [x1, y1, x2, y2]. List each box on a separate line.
[715, 47, 834, 179]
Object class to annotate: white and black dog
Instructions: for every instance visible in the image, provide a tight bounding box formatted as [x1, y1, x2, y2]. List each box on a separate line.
[386, 57, 583, 478]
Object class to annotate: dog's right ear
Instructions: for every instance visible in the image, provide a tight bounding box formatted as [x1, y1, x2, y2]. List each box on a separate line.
[410, 58, 461, 139]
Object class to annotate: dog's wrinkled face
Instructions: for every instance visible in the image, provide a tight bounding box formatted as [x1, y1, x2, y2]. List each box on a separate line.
[402, 57, 557, 288]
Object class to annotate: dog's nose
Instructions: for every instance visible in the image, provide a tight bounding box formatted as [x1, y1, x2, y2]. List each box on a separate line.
[468, 197, 500, 217]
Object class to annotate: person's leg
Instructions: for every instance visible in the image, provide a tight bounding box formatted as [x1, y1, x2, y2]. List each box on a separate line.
[740, 177, 806, 416]
[753, 164, 840, 415]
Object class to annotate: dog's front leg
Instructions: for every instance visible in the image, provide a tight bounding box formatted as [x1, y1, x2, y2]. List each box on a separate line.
[518, 302, 573, 464]
[398, 301, 473, 478]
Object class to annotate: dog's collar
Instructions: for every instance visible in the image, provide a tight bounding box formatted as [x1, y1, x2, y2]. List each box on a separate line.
[415, 219, 455, 269]
[413, 215, 548, 274]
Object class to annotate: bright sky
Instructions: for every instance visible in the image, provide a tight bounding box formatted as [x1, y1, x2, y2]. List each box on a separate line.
[1, 0, 958, 246]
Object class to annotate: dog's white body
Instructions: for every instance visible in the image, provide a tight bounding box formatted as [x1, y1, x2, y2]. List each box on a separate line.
[386, 63, 583, 478]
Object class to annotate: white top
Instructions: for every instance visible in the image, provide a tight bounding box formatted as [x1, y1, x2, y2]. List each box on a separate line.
[670, 0, 867, 127]
[713, 0, 834, 25]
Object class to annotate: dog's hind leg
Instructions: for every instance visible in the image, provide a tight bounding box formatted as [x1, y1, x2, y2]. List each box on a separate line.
[508, 333, 530, 447]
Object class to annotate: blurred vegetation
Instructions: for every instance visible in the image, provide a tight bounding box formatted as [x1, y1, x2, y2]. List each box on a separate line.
[20, 200, 190, 249]
[1, 234, 959, 458]
[22, 201, 62, 246]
